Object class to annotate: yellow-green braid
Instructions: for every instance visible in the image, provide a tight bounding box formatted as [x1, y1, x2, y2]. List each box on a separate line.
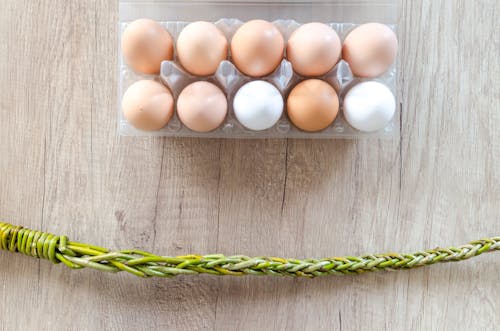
[1, 222, 498, 278]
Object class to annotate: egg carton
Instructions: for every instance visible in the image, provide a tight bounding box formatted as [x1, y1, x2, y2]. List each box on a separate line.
[118, 18, 398, 139]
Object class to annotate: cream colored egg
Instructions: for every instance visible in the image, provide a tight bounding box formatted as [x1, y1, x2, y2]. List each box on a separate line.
[177, 81, 228, 132]
[287, 23, 341, 77]
[342, 23, 398, 78]
[177, 22, 228, 76]
[122, 80, 174, 131]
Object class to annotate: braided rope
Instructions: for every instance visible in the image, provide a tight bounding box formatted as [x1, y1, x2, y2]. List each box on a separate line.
[0, 222, 498, 278]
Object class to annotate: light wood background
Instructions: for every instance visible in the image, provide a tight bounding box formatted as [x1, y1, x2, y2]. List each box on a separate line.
[0, 1, 499, 330]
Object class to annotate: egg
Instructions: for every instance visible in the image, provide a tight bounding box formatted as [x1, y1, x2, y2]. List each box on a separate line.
[121, 19, 174, 74]
[342, 23, 398, 78]
[177, 81, 228, 132]
[343, 81, 396, 132]
[177, 22, 228, 76]
[122, 80, 174, 131]
[287, 23, 341, 77]
[287, 79, 339, 132]
[230, 20, 285, 77]
[233, 81, 284, 131]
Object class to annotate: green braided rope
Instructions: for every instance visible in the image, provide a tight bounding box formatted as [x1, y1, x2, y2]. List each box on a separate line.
[0, 222, 498, 278]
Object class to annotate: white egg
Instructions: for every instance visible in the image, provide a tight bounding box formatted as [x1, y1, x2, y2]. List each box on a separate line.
[343, 81, 396, 132]
[233, 81, 284, 131]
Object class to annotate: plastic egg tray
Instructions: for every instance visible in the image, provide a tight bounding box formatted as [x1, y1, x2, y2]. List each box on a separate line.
[118, 1, 399, 139]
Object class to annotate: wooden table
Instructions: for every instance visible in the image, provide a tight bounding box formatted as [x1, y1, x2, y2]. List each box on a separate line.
[1, 1, 498, 330]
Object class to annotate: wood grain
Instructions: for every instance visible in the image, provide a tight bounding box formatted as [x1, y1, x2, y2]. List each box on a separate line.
[0, 0, 499, 330]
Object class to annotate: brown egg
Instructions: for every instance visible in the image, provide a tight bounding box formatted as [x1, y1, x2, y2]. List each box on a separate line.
[287, 79, 339, 132]
[177, 22, 228, 76]
[177, 81, 227, 133]
[122, 80, 174, 131]
[230, 20, 285, 77]
[121, 19, 174, 74]
[342, 23, 398, 78]
[287, 23, 342, 77]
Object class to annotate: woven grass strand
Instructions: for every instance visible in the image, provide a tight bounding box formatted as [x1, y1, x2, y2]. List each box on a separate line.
[1, 222, 498, 278]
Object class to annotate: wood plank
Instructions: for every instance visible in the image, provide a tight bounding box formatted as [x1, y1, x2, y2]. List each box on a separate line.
[0, 1, 49, 329]
[396, 1, 500, 330]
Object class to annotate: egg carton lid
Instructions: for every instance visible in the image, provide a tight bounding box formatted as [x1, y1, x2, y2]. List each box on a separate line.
[119, 1, 398, 24]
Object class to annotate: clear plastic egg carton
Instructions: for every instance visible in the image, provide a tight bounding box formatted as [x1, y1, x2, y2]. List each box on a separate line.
[118, 0, 399, 139]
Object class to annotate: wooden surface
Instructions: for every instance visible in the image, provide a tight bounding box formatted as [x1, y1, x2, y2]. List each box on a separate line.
[0, 1, 499, 330]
